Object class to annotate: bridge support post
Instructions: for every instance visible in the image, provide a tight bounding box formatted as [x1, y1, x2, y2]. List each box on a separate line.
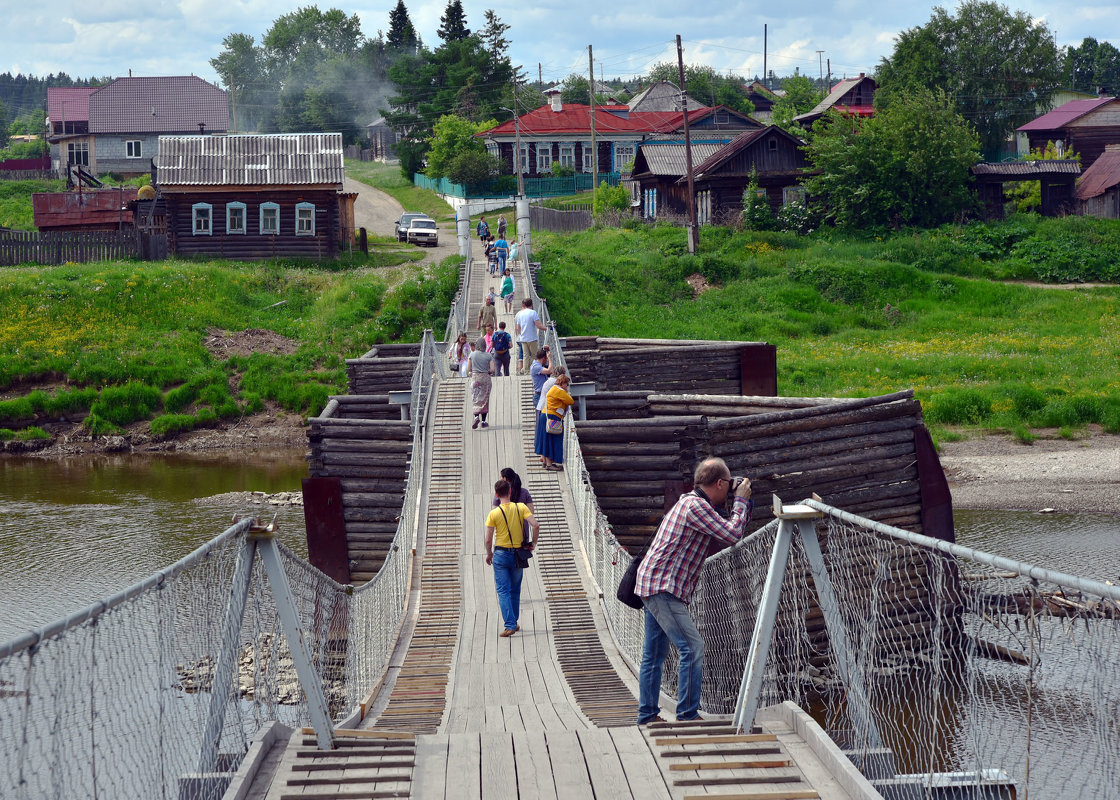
[733, 497, 883, 752]
[198, 521, 336, 774]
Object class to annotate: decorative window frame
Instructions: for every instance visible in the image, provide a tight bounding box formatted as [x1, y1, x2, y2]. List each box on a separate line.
[582, 142, 593, 173]
[192, 203, 213, 236]
[125, 140, 142, 158]
[614, 144, 635, 172]
[558, 143, 575, 168]
[260, 202, 280, 235]
[536, 145, 552, 173]
[295, 202, 315, 236]
[226, 202, 247, 235]
[519, 144, 529, 174]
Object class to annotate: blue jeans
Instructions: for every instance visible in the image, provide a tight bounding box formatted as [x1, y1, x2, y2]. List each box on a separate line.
[492, 548, 524, 631]
[638, 592, 705, 723]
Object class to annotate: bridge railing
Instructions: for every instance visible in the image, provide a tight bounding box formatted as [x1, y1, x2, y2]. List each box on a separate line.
[521, 247, 1120, 798]
[0, 331, 448, 800]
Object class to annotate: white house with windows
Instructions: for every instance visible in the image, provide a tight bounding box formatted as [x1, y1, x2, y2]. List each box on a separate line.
[479, 89, 757, 183]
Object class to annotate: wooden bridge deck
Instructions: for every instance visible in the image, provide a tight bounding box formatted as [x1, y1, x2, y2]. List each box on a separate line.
[256, 254, 880, 800]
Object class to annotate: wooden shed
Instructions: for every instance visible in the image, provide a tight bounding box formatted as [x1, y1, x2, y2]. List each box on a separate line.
[970, 160, 1081, 220]
[1075, 143, 1120, 218]
[155, 133, 345, 260]
[1018, 97, 1120, 172]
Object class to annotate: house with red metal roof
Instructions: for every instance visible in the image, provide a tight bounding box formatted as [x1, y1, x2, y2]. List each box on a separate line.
[1017, 96, 1120, 172]
[793, 74, 877, 128]
[1075, 143, 1120, 218]
[479, 88, 758, 180]
[47, 77, 229, 179]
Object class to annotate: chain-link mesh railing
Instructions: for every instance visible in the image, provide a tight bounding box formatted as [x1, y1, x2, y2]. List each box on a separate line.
[0, 330, 449, 800]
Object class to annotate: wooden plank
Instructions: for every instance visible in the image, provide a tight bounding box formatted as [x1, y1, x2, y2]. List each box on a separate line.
[444, 733, 482, 800]
[681, 792, 819, 800]
[513, 729, 559, 800]
[607, 726, 672, 799]
[655, 734, 779, 746]
[576, 728, 632, 799]
[542, 730, 595, 800]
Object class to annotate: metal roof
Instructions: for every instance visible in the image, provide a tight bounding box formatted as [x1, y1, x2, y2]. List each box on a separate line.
[634, 142, 725, 176]
[1018, 97, 1115, 132]
[89, 76, 229, 134]
[628, 80, 703, 113]
[1075, 148, 1120, 200]
[47, 87, 98, 123]
[795, 75, 876, 123]
[156, 133, 345, 186]
[971, 160, 1081, 176]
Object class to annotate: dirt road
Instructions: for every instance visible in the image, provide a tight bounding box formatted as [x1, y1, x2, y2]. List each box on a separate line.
[344, 176, 463, 268]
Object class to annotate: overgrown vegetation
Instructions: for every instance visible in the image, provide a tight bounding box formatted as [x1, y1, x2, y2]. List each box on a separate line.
[0, 257, 460, 435]
[0, 178, 66, 230]
[535, 218, 1120, 439]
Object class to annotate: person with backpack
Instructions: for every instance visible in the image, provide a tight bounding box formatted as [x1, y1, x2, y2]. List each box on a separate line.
[490, 321, 513, 377]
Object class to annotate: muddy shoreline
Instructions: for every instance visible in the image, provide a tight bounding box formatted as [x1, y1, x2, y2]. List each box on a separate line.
[5, 414, 1118, 515]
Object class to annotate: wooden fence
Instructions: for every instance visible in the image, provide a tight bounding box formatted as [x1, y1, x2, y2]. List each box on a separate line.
[529, 204, 593, 233]
[0, 229, 140, 266]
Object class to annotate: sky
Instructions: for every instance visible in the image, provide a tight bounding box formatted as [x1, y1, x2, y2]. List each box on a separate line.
[3, 0, 1119, 112]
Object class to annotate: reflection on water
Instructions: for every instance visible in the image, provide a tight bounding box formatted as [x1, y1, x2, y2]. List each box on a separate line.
[0, 452, 309, 644]
[954, 508, 1120, 585]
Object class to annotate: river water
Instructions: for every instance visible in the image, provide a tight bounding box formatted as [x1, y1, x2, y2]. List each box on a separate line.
[0, 451, 310, 644]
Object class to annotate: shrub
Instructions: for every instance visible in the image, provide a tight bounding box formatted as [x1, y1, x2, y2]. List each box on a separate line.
[88, 382, 163, 426]
[775, 201, 815, 235]
[741, 171, 774, 231]
[150, 414, 197, 438]
[925, 388, 992, 425]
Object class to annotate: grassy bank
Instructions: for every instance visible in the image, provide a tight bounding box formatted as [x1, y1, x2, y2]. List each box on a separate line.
[0, 179, 66, 230]
[535, 217, 1120, 441]
[0, 256, 459, 436]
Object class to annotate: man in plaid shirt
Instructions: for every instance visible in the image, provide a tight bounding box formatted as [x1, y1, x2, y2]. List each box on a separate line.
[635, 457, 753, 724]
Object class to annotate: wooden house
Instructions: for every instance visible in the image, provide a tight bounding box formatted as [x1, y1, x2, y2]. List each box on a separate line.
[156, 133, 345, 260]
[794, 73, 877, 128]
[1075, 143, 1120, 218]
[631, 126, 809, 221]
[627, 80, 702, 113]
[744, 81, 783, 122]
[1018, 96, 1120, 171]
[690, 126, 811, 214]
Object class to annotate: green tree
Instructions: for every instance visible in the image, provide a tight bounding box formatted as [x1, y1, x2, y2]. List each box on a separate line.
[876, 0, 1063, 158]
[802, 88, 979, 228]
[209, 33, 265, 132]
[437, 0, 470, 43]
[1065, 37, 1120, 96]
[387, 0, 418, 50]
[425, 114, 495, 179]
[770, 75, 820, 133]
[741, 170, 774, 230]
[0, 99, 8, 148]
[480, 10, 510, 59]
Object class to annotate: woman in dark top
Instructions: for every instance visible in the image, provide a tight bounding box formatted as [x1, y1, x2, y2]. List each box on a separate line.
[492, 467, 535, 540]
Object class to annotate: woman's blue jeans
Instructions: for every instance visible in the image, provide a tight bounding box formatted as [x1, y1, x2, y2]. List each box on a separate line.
[492, 548, 523, 631]
[638, 592, 705, 724]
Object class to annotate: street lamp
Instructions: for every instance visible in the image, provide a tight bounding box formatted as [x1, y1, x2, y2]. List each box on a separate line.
[499, 106, 525, 198]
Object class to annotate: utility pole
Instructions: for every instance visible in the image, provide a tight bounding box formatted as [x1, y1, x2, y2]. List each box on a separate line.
[677, 35, 698, 255]
[763, 25, 768, 90]
[816, 51, 825, 94]
[509, 87, 525, 198]
[588, 44, 598, 211]
[826, 59, 831, 94]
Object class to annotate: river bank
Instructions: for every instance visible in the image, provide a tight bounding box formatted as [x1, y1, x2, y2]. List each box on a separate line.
[6, 411, 1118, 515]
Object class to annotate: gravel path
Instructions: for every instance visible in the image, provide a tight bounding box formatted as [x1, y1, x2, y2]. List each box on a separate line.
[344, 176, 463, 268]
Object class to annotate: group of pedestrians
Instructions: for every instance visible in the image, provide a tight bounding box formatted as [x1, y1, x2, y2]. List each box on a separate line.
[478, 215, 512, 277]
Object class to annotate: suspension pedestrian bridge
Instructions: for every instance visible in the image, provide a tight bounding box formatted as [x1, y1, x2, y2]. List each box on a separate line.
[2, 247, 1118, 800]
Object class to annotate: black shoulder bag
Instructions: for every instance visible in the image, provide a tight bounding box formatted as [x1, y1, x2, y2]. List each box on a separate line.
[616, 549, 646, 610]
[499, 504, 534, 569]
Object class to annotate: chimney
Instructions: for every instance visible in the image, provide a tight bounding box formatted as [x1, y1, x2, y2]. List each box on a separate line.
[545, 87, 563, 112]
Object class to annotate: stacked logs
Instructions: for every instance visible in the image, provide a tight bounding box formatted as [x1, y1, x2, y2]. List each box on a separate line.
[307, 396, 411, 584]
[559, 337, 774, 396]
[708, 390, 926, 534]
[345, 344, 420, 396]
[575, 415, 705, 551]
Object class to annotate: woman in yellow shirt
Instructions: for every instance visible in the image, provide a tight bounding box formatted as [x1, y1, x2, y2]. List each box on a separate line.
[485, 477, 541, 636]
[540, 374, 574, 471]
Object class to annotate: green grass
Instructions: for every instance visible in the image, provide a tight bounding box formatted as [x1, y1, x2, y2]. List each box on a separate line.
[0, 256, 461, 430]
[0, 179, 66, 230]
[535, 219, 1120, 436]
[345, 160, 456, 223]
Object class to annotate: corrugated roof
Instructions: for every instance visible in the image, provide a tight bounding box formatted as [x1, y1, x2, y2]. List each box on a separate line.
[47, 87, 98, 122]
[89, 76, 229, 134]
[156, 133, 345, 186]
[634, 142, 725, 176]
[1018, 97, 1115, 132]
[1075, 149, 1120, 200]
[971, 160, 1081, 176]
